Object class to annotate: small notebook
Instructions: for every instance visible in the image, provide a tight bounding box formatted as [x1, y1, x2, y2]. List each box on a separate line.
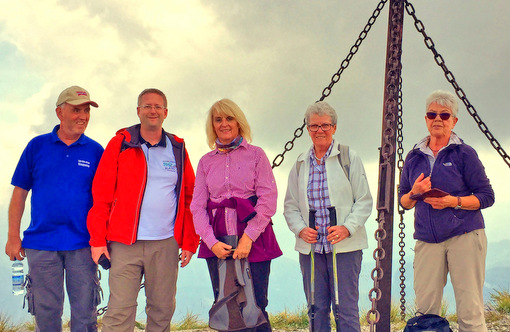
[410, 188, 449, 200]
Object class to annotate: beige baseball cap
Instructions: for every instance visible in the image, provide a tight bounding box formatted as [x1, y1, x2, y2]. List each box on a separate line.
[56, 86, 98, 107]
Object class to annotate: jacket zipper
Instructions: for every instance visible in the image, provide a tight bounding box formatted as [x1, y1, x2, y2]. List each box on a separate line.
[131, 151, 148, 243]
[425, 152, 439, 243]
[109, 199, 118, 220]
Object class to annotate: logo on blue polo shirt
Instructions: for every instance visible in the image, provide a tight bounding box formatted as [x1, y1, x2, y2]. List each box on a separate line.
[163, 160, 177, 171]
[78, 160, 91, 168]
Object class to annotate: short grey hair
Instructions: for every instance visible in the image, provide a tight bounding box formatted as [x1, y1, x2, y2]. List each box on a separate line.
[304, 101, 338, 125]
[426, 90, 458, 117]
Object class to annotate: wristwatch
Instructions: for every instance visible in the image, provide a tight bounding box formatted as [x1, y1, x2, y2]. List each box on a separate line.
[454, 197, 462, 210]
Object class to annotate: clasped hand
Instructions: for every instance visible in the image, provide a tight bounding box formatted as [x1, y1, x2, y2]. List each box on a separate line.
[299, 225, 350, 244]
[211, 233, 253, 260]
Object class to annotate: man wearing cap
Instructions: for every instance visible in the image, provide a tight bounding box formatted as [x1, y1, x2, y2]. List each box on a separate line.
[87, 88, 199, 331]
[5, 86, 104, 331]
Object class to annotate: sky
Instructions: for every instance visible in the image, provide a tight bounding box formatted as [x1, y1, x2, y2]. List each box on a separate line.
[1, 0, 510, 322]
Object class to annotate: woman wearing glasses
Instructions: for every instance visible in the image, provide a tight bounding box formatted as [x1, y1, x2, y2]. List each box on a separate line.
[399, 90, 494, 332]
[284, 101, 373, 332]
[190, 98, 282, 332]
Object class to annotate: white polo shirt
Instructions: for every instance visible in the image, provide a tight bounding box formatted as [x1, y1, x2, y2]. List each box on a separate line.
[138, 135, 178, 240]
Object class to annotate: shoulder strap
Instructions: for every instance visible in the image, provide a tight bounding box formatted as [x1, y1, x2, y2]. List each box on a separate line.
[337, 144, 350, 179]
[296, 153, 305, 177]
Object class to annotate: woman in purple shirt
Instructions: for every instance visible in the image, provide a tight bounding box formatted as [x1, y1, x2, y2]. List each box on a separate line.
[190, 98, 282, 332]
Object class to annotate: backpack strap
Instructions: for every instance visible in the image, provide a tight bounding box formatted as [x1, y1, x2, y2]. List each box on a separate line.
[234, 259, 246, 286]
[295, 153, 304, 177]
[337, 144, 350, 179]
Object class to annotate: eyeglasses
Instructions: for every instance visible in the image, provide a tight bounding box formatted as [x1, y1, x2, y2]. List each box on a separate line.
[308, 123, 333, 132]
[139, 105, 166, 111]
[426, 112, 452, 120]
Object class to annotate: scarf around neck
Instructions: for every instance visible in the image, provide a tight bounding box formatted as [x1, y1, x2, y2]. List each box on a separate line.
[216, 135, 243, 153]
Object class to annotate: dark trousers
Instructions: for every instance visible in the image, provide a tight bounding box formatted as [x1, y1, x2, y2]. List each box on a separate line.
[206, 257, 272, 332]
[25, 248, 99, 332]
[299, 250, 362, 332]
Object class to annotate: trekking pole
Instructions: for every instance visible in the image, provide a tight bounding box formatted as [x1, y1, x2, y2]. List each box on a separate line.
[309, 209, 317, 332]
[328, 206, 340, 332]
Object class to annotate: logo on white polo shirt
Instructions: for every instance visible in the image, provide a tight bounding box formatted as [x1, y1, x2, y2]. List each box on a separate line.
[78, 159, 91, 168]
[163, 160, 177, 171]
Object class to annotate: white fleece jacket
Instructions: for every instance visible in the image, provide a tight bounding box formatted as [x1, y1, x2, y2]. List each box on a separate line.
[283, 142, 373, 254]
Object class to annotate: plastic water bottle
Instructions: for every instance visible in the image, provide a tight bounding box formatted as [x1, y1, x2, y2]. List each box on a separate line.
[12, 259, 24, 296]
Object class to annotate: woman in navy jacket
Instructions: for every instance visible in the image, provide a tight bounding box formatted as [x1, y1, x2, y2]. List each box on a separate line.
[399, 90, 494, 332]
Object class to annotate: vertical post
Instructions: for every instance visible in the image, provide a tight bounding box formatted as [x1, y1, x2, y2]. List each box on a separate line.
[375, 0, 404, 331]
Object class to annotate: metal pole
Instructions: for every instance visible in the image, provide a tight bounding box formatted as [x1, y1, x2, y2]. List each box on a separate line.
[375, 0, 404, 331]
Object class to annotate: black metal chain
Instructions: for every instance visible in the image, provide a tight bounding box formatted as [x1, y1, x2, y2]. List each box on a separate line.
[404, 0, 510, 168]
[96, 269, 107, 316]
[319, 0, 389, 102]
[96, 305, 108, 317]
[396, 77, 407, 321]
[271, 0, 389, 169]
[96, 278, 145, 316]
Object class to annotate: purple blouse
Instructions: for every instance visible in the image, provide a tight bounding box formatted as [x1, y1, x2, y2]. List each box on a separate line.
[190, 139, 281, 262]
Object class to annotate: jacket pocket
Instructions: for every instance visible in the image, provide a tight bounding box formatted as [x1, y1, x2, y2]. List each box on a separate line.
[108, 198, 118, 220]
[471, 229, 486, 252]
[440, 211, 463, 239]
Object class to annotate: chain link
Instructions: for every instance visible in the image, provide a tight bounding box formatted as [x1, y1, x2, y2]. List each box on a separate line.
[396, 77, 407, 321]
[95, 269, 107, 316]
[319, 0, 388, 101]
[404, 0, 510, 168]
[96, 282, 145, 316]
[367, 215, 385, 328]
[96, 305, 108, 317]
[271, 0, 389, 169]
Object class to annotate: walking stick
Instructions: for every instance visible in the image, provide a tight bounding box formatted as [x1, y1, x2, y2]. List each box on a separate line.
[309, 209, 317, 332]
[328, 206, 340, 332]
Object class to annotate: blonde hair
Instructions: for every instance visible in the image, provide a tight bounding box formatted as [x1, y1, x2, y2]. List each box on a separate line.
[206, 99, 252, 149]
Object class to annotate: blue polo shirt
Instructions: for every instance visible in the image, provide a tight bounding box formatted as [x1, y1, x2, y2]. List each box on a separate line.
[11, 125, 104, 251]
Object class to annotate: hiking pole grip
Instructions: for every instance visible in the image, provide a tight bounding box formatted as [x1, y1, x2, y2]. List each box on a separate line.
[309, 209, 317, 229]
[328, 207, 337, 227]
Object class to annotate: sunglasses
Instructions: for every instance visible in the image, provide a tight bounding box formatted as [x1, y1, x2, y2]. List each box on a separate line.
[426, 112, 452, 120]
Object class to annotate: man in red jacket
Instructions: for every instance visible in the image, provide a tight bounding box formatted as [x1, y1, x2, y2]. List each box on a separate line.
[87, 88, 199, 331]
